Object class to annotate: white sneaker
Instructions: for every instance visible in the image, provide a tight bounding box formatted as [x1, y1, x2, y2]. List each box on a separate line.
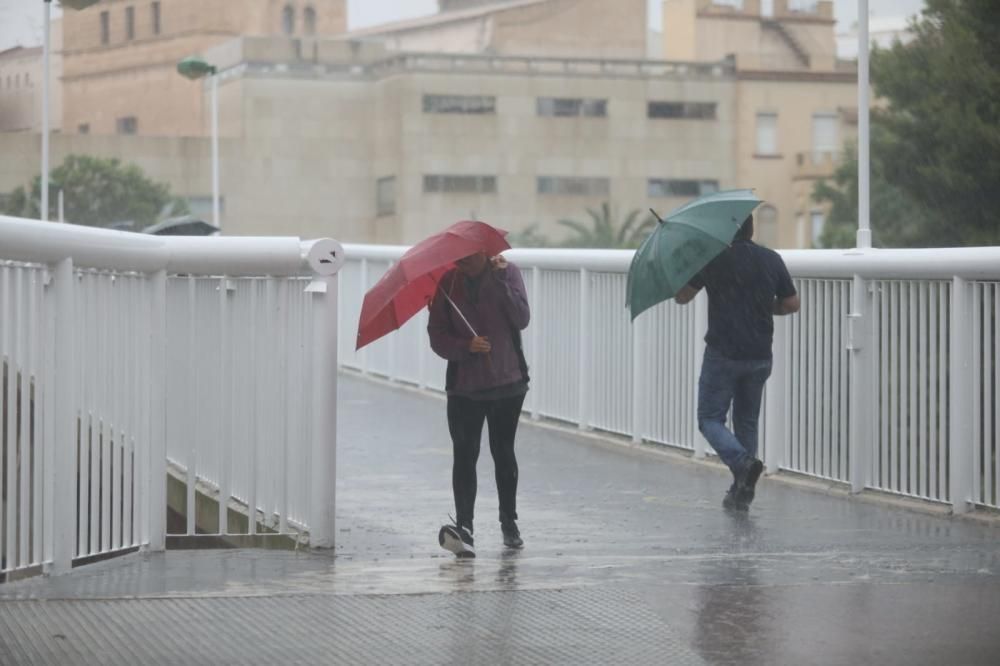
[438, 523, 475, 558]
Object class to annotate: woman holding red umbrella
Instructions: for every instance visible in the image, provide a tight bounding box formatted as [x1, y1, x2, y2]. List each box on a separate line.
[429, 250, 530, 558]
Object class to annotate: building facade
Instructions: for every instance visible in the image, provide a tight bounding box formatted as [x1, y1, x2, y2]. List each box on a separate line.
[1, 0, 858, 248]
[0, 20, 63, 134]
[60, 0, 347, 137]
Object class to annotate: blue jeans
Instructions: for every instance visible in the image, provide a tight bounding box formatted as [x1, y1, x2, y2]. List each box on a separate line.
[697, 346, 772, 478]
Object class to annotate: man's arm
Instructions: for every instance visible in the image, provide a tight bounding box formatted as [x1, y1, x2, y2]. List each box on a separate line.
[773, 293, 800, 316]
[674, 284, 701, 305]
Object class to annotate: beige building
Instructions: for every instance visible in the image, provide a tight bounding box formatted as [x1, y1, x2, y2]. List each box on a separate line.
[662, 0, 856, 247]
[348, 0, 648, 60]
[0, 21, 63, 134]
[2, 0, 858, 248]
[60, 0, 347, 137]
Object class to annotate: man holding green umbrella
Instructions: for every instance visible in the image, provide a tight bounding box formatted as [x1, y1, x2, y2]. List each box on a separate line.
[627, 190, 799, 511]
[675, 214, 799, 510]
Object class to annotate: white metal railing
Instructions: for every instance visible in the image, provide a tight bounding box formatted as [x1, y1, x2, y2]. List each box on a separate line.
[341, 244, 1000, 514]
[0, 215, 342, 579]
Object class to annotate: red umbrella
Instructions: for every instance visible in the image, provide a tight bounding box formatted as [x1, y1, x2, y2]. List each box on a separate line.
[355, 220, 510, 350]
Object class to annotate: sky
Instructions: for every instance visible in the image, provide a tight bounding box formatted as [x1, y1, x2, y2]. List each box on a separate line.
[0, 0, 926, 53]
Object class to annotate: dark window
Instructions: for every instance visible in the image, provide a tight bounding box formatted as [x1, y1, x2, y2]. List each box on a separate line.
[125, 6, 135, 40]
[152, 2, 161, 35]
[423, 94, 496, 114]
[376, 177, 396, 216]
[423, 175, 497, 194]
[78, 123, 90, 134]
[282, 5, 295, 35]
[100, 11, 110, 44]
[647, 179, 719, 198]
[303, 6, 317, 35]
[537, 177, 610, 197]
[24, 72, 30, 87]
[537, 97, 607, 118]
[116, 116, 138, 135]
[647, 101, 717, 120]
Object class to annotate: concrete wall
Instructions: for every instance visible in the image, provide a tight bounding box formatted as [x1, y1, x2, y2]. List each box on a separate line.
[491, 0, 648, 59]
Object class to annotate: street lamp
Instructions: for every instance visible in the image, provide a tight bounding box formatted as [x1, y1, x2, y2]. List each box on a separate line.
[178, 56, 221, 232]
[41, 0, 100, 222]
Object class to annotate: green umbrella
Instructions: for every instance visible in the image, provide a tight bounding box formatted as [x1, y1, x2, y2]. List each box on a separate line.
[626, 189, 761, 320]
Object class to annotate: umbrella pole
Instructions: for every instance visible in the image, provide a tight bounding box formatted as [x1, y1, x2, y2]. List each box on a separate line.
[438, 284, 494, 372]
[439, 288, 478, 337]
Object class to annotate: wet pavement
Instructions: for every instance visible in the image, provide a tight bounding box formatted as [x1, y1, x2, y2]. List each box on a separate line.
[2, 373, 1000, 664]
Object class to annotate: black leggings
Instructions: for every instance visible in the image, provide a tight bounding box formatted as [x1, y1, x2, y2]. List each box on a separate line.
[447, 392, 526, 531]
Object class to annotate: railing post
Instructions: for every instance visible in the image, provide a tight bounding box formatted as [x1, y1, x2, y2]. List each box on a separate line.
[46, 258, 75, 574]
[530, 265, 541, 421]
[847, 274, 872, 494]
[147, 269, 167, 551]
[359, 258, 369, 375]
[578, 267, 591, 431]
[949, 276, 973, 514]
[308, 274, 338, 547]
[692, 291, 708, 459]
[764, 315, 788, 474]
[631, 314, 643, 443]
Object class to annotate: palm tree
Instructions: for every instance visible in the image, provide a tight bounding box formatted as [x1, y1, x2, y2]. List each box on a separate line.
[557, 202, 656, 249]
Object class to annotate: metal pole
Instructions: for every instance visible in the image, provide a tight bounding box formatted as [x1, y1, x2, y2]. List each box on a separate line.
[211, 74, 221, 232]
[58, 188, 64, 223]
[42, 0, 52, 222]
[857, 0, 872, 249]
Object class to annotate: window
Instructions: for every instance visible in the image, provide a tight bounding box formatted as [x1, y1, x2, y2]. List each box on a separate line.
[648, 101, 717, 119]
[423, 175, 497, 194]
[537, 177, 609, 197]
[812, 112, 838, 159]
[303, 6, 317, 35]
[24, 72, 30, 87]
[810, 210, 825, 247]
[647, 179, 719, 198]
[282, 5, 295, 35]
[14, 74, 19, 88]
[537, 97, 607, 118]
[78, 123, 90, 134]
[756, 112, 778, 155]
[125, 6, 135, 40]
[756, 204, 779, 247]
[100, 11, 110, 44]
[423, 94, 496, 114]
[116, 116, 138, 135]
[376, 177, 396, 216]
[152, 1, 161, 35]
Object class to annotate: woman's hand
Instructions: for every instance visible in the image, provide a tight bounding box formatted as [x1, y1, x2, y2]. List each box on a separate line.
[469, 336, 492, 353]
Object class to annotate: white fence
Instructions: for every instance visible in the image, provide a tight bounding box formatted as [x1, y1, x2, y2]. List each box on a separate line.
[340, 244, 1000, 514]
[0, 215, 342, 579]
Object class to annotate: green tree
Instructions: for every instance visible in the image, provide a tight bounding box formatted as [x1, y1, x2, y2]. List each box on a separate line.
[814, 140, 934, 248]
[557, 202, 656, 249]
[817, 0, 1000, 247]
[506, 223, 551, 248]
[0, 155, 189, 229]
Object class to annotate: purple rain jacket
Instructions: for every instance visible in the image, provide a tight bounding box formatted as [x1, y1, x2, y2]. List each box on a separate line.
[427, 263, 530, 397]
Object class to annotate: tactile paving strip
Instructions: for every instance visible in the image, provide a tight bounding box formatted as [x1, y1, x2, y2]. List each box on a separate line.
[0, 586, 704, 665]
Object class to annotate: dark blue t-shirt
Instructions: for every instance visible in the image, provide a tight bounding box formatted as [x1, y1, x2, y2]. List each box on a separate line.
[689, 240, 796, 361]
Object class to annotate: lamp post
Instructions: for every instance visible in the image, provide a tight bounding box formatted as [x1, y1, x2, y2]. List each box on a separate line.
[177, 56, 220, 232]
[857, 0, 871, 250]
[41, 0, 100, 222]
